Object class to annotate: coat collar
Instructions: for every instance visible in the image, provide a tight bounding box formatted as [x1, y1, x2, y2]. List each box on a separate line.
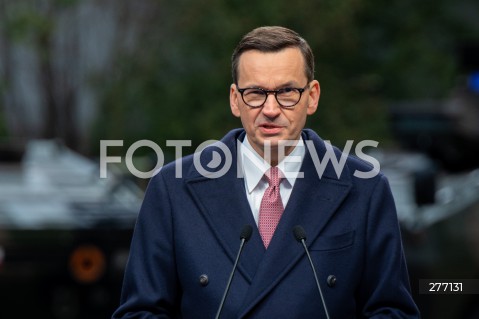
[184, 129, 352, 315]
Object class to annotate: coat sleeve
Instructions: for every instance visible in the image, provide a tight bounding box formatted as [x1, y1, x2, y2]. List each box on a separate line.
[358, 174, 420, 318]
[112, 172, 180, 318]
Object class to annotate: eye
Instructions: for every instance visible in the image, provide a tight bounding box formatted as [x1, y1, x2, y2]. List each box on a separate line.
[244, 88, 265, 96]
[243, 88, 265, 98]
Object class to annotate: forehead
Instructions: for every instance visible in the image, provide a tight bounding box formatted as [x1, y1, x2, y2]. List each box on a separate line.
[237, 48, 306, 86]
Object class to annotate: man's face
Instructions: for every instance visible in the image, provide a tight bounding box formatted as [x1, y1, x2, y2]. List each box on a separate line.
[230, 47, 320, 160]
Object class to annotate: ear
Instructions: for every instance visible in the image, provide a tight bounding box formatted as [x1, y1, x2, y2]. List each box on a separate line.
[230, 84, 241, 118]
[306, 80, 320, 115]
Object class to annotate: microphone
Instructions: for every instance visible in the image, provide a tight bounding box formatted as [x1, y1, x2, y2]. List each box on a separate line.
[293, 225, 330, 319]
[215, 225, 253, 319]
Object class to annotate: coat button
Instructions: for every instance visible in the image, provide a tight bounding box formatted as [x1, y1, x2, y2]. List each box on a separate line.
[199, 274, 209, 286]
[327, 275, 337, 287]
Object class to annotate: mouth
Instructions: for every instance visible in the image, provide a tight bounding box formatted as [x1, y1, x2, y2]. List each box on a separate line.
[258, 123, 283, 134]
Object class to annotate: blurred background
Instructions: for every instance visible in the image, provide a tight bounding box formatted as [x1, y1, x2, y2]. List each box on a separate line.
[1, 0, 479, 318]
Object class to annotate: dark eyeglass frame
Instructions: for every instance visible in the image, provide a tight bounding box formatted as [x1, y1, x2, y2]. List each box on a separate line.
[236, 83, 310, 108]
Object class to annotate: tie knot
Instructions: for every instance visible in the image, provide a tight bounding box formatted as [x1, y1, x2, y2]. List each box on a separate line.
[265, 166, 281, 187]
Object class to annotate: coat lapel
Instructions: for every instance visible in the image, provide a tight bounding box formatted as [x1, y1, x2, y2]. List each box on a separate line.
[184, 130, 265, 282]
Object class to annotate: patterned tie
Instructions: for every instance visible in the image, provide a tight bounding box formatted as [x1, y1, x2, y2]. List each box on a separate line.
[259, 167, 284, 248]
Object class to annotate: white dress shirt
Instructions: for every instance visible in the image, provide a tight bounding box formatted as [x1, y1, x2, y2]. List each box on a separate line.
[239, 136, 306, 225]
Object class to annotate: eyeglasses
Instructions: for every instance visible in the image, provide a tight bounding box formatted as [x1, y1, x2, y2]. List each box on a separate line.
[236, 83, 310, 108]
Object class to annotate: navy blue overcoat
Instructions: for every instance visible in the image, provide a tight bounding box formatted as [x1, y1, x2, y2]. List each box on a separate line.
[113, 129, 420, 318]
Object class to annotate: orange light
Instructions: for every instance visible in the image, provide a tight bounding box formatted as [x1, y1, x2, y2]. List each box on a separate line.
[69, 245, 106, 284]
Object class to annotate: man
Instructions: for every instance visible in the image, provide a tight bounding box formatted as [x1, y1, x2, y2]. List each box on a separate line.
[112, 26, 420, 318]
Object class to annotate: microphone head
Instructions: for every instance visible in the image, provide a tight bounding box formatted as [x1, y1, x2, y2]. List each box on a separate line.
[240, 225, 253, 241]
[293, 225, 307, 242]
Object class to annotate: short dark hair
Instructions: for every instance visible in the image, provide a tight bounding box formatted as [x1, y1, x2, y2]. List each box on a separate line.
[231, 26, 315, 84]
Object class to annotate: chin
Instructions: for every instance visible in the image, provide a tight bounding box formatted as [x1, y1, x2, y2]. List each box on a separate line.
[260, 138, 282, 149]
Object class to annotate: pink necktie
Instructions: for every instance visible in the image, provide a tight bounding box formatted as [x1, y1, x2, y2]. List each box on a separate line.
[259, 167, 284, 248]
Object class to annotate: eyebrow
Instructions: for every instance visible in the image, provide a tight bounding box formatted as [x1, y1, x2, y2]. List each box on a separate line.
[276, 81, 298, 88]
[241, 81, 300, 89]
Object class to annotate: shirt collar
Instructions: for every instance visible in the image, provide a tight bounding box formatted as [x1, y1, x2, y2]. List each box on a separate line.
[240, 136, 305, 194]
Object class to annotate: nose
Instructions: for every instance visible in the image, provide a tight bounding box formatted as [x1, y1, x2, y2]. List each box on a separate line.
[261, 93, 281, 118]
